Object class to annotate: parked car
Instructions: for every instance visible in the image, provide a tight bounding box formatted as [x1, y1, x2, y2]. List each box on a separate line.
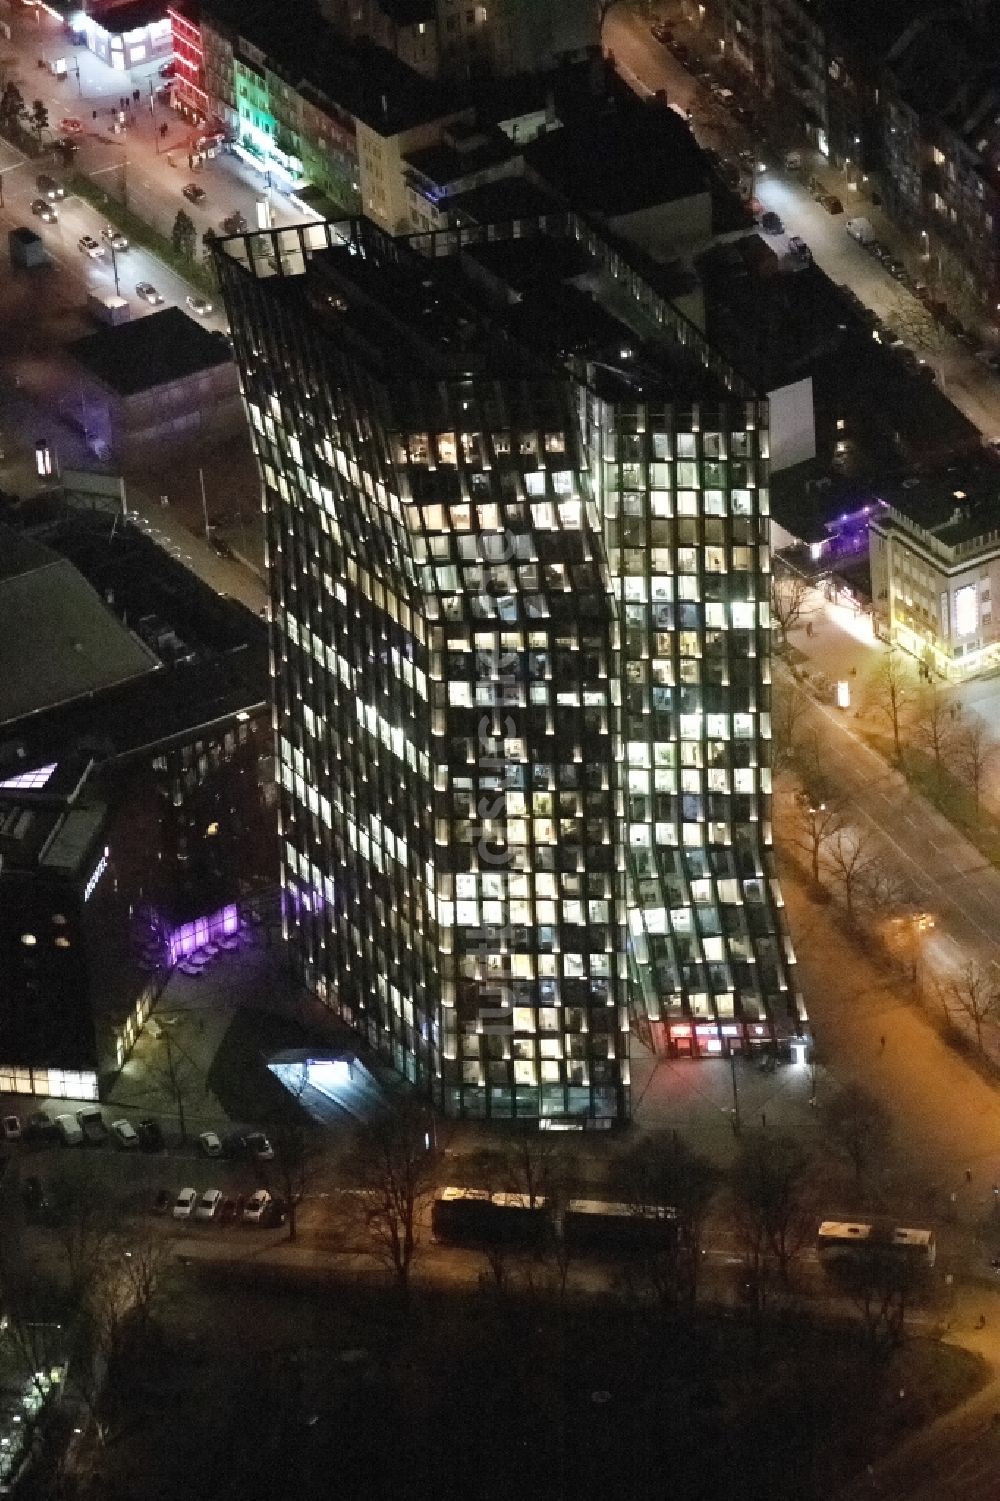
[24, 1110, 58, 1142]
[55, 1114, 83, 1146]
[185, 293, 212, 316]
[784, 151, 802, 170]
[21, 1175, 47, 1216]
[182, 182, 206, 205]
[243, 1188, 273, 1224]
[111, 1119, 139, 1149]
[824, 194, 844, 214]
[198, 1130, 223, 1158]
[77, 1108, 107, 1144]
[137, 1118, 164, 1152]
[30, 198, 57, 222]
[78, 235, 104, 259]
[135, 281, 164, 305]
[153, 1188, 171, 1214]
[760, 210, 784, 234]
[2, 1115, 21, 1141]
[36, 174, 65, 201]
[159, 59, 176, 78]
[244, 1132, 274, 1162]
[172, 1187, 198, 1220]
[195, 1188, 223, 1221]
[788, 236, 811, 262]
[102, 226, 129, 252]
[210, 535, 234, 559]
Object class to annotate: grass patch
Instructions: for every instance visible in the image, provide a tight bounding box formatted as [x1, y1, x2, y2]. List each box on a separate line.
[68, 171, 216, 298]
[859, 725, 1000, 868]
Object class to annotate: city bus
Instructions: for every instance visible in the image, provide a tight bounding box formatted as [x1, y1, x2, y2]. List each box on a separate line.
[816, 1220, 936, 1269]
[563, 1198, 677, 1254]
[431, 1186, 550, 1248]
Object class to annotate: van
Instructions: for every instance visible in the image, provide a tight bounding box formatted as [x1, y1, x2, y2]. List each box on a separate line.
[55, 1114, 84, 1146]
[846, 216, 876, 245]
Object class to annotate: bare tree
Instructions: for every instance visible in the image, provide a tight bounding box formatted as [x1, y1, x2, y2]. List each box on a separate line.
[825, 823, 879, 923]
[771, 569, 811, 651]
[841, 1242, 918, 1374]
[940, 960, 1000, 1057]
[823, 1083, 893, 1196]
[347, 1099, 437, 1303]
[613, 1130, 718, 1311]
[911, 682, 955, 799]
[955, 715, 995, 814]
[45, 1158, 120, 1301]
[865, 647, 915, 762]
[270, 1117, 320, 1243]
[730, 1131, 815, 1291]
[793, 784, 844, 886]
[148, 1021, 203, 1144]
[770, 678, 808, 773]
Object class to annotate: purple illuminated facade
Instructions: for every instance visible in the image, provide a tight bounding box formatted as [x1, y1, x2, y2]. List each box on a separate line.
[167, 902, 240, 965]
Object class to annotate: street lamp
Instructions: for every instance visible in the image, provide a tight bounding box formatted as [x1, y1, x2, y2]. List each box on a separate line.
[109, 239, 120, 296]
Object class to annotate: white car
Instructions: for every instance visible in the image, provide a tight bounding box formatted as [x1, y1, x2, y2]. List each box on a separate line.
[243, 1188, 272, 1224]
[78, 235, 104, 259]
[186, 294, 213, 317]
[198, 1130, 223, 1157]
[172, 1187, 198, 1220]
[102, 227, 129, 252]
[111, 1119, 139, 1149]
[136, 281, 164, 305]
[195, 1188, 223, 1221]
[2, 1115, 21, 1140]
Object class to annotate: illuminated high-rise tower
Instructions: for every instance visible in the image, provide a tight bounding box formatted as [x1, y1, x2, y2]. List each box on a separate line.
[215, 213, 805, 1126]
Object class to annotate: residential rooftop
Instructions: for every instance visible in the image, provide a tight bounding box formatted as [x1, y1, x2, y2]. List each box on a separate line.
[202, 0, 462, 135]
[68, 307, 233, 397]
[871, 464, 1000, 558]
[523, 99, 710, 217]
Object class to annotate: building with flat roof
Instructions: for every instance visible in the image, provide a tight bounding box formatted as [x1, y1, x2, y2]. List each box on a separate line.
[62, 307, 243, 465]
[870, 463, 1000, 678]
[213, 212, 805, 1125]
[0, 512, 274, 1098]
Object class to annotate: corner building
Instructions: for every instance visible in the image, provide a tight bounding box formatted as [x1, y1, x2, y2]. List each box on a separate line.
[214, 214, 805, 1126]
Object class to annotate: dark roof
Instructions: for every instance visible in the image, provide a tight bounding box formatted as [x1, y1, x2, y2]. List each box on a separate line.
[68, 307, 232, 397]
[524, 100, 709, 217]
[203, 0, 461, 135]
[380, 0, 435, 22]
[873, 465, 1000, 549]
[886, 9, 988, 119]
[86, 0, 168, 31]
[448, 176, 564, 227]
[404, 126, 517, 188]
[0, 526, 159, 729]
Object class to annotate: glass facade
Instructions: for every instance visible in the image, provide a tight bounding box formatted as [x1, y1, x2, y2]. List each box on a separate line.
[215, 213, 805, 1125]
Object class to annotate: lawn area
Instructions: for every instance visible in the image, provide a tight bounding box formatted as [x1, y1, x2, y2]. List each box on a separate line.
[860, 725, 1000, 868]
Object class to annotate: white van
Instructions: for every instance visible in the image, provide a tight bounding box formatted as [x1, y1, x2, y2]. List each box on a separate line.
[55, 1113, 84, 1145]
[846, 216, 875, 246]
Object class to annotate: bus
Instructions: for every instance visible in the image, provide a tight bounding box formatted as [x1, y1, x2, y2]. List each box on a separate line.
[431, 1187, 550, 1248]
[563, 1198, 677, 1254]
[816, 1220, 936, 1269]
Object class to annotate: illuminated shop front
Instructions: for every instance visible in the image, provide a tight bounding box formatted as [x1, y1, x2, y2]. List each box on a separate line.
[70, 1, 172, 71]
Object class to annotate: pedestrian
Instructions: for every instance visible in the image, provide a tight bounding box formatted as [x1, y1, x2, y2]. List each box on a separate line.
[880, 1034, 886, 1051]
[966, 1168, 973, 1184]
[978, 1313, 987, 1330]
[761, 1112, 766, 1129]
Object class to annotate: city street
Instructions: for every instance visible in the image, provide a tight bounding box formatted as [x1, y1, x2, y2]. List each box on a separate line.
[604, 8, 1000, 439]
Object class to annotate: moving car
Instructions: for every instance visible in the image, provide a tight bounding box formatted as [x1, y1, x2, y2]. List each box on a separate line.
[172, 1187, 198, 1219]
[185, 293, 212, 317]
[30, 198, 57, 222]
[182, 182, 206, 205]
[36, 174, 65, 201]
[198, 1130, 223, 1158]
[78, 235, 104, 259]
[788, 235, 811, 262]
[760, 210, 784, 234]
[243, 1189, 273, 1224]
[137, 1118, 164, 1151]
[195, 1188, 223, 1221]
[111, 1119, 139, 1149]
[60, 117, 83, 135]
[823, 194, 844, 214]
[2, 1115, 21, 1140]
[159, 59, 176, 78]
[135, 281, 164, 305]
[102, 227, 129, 252]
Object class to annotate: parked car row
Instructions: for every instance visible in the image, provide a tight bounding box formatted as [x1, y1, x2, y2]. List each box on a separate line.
[197, 1129, 273, 1161]
[163, 1185, 285, 1226]
[853, 232, 984, 350]
[17, 1107, 164, 1150]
